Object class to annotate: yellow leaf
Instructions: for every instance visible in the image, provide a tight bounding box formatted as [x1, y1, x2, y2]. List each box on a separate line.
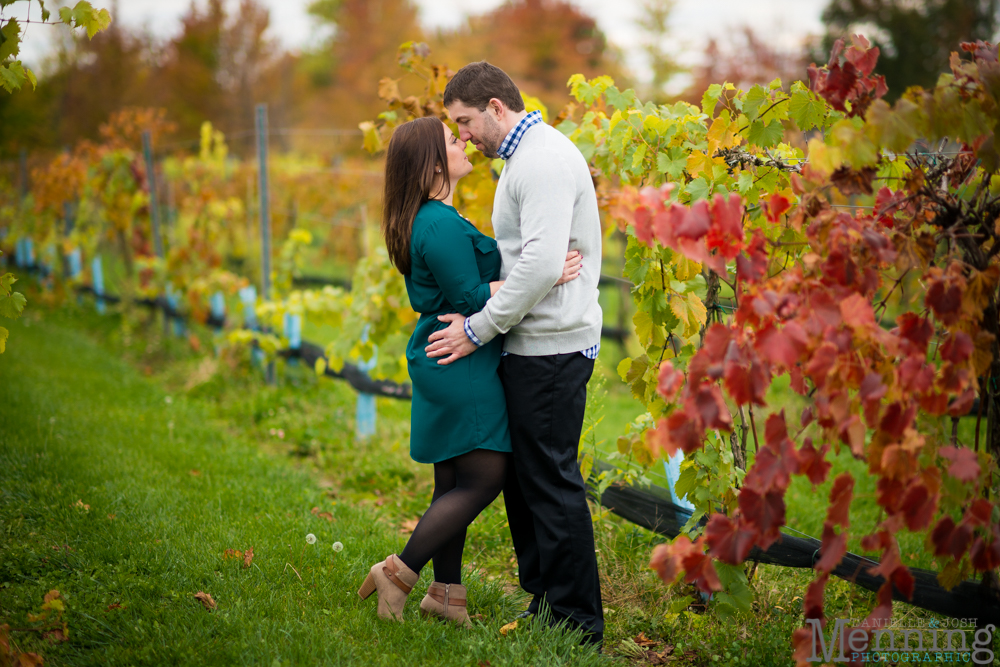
[377, 77, 400, 102]
[314, 357, 327, 377]
[672, 255, 702, 281]
[706, 116, 740, 154]
[670, 293, 707, 338]
[609, 109, 624, 132]
[685, 151, 717, 180]
[520, 92, 549, 123]
[806, 138, 842, 177]
[500, 620, 518, 636]
[0, 325, 7, 353]
[358, 121, 383, 154]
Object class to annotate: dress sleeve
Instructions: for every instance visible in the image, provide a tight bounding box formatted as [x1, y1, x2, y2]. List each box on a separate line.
[417, 212, 492, 317]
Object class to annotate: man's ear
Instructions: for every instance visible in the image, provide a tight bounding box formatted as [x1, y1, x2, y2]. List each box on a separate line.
[489, 98, 505, 120]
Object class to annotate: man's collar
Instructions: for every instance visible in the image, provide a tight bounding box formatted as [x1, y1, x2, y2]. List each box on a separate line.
[496, 110, 543, 160]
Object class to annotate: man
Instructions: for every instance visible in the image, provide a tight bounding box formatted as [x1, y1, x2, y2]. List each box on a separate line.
[424, 61, 604, 646]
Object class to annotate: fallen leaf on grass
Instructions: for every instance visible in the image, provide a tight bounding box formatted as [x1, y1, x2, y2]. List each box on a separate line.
[634, 632, 660, 648]
[399, 519, 420, 534]
[644, 647, 675, 665]
[243, 547, 254, 568]
[194, 592, 217, 610]
[107, 514, 115, 520]
[310, 507, 334, 522]
[45, 625, 68, 643]
[14, 653, 43, 667]
[223, 549, 243, 561]
[107, 603, 125, 610]
[189, 469, 201, 477]
[499, 620, 518, 636]
[74, 500, 89, 511]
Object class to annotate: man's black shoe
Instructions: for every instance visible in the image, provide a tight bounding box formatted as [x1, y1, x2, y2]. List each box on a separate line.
[514, 609, 534, 620]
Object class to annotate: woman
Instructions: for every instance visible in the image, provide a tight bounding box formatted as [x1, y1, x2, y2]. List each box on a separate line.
[357, 116, 581, 626]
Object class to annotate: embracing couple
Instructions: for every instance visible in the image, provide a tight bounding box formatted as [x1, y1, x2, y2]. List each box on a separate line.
[357, 61, 604, 646]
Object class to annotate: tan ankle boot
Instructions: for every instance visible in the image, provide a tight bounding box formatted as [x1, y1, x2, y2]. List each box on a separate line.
[419, 582, 471, 628]
[357, 554, 419, 621]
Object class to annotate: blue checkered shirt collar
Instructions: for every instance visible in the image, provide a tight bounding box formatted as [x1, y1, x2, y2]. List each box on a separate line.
[496, 110, 543, 160]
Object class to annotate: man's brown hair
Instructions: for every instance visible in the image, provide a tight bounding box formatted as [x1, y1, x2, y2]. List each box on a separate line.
[443, 61, 525, 113]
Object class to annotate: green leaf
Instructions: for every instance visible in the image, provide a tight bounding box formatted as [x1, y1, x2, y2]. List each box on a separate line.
[0, 272, 16, 292]
[631, 143, 647, 171]
[685, 177, 711, 202]
[1, 18, 21, 62]
[656, 147, 686, 179]
[701, 83, 723, 117]
[617, 356, 633, 381]
[674, 462, 697, 500]
[668, 595, 695, 613]
[747, 118, 783, 148]
[736, 171, 754, 194]
[605, 86, 637, 112]
[742, 85, 768, 121]
[789, 87, 826, 132]
[59, 2, 112, 38]
[0, 325, 7, 353]
[0, 60, 27, 93]
[39, 0, 51, 22]
[632, 309, 653, 342]
[0, 288, 26, 319]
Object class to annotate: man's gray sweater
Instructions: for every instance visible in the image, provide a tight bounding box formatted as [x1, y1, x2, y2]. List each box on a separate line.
[467, 122, 603, 356]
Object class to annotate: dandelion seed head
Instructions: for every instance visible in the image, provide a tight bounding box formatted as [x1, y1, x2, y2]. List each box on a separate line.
[306, 533, 317, 545]
[332, 542, 343, 552]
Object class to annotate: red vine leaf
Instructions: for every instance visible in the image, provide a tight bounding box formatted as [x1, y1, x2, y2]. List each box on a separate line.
[826, 473, 854, 528]
[816, 525, 847, 573]
[939, 446, 981, 483]
[803, 573, 829, 621]
[705, 514, 756, 565]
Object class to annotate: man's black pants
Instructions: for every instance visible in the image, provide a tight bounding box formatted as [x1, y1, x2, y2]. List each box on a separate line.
[499, 352, 604, 644]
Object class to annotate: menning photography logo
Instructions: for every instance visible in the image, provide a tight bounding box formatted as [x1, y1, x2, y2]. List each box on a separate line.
[805, 617, 996, 664]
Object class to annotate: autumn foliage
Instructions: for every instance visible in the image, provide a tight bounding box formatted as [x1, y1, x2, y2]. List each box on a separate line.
[617, 38, 999, 659]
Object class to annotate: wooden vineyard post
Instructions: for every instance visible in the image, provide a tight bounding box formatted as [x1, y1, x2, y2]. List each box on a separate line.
[256, 103, 275, 385]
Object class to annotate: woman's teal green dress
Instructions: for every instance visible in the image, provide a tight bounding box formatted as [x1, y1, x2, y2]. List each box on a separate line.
[404, 200, 511, 464]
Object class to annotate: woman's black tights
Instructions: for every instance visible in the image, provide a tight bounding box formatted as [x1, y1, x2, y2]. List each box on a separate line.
[398, 449, 507, 584]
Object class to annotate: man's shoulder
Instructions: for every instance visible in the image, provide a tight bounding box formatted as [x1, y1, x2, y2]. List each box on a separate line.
[517, 122, 575, 151]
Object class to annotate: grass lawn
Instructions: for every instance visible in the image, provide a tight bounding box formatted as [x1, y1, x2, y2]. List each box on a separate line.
[0, 293, 965, 666]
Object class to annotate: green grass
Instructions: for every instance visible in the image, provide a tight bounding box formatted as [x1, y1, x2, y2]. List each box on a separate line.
[0, 312, 603, 666]
[0, 293, 975, 666]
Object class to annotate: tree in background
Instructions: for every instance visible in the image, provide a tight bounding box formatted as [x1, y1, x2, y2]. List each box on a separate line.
[299, 0, 424, 130]
[820, 0, 999, 98]
[635, 0, 684, 103]
[683, 27, 808, 101]
[427, 0, 629, 114]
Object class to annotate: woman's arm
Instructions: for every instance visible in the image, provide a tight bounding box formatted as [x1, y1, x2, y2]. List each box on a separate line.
[420, 216, 493, 316]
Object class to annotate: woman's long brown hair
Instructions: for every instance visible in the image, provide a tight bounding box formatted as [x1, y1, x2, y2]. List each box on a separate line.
[382, 116, 449, 274]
